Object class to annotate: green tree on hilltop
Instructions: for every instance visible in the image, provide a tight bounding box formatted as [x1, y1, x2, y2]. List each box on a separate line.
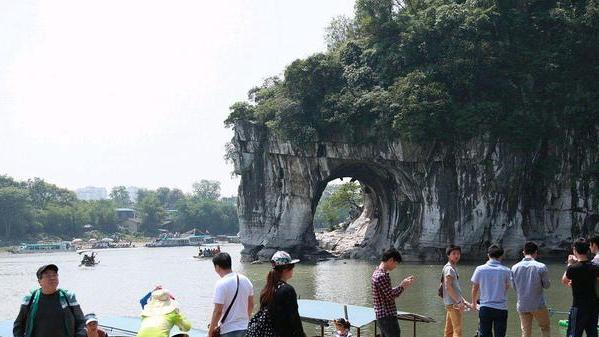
[226, 0, 599, 150]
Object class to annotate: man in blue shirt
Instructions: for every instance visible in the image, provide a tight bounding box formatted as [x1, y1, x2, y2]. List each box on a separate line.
[511, 242, 551, 337]
[471, 245, 511, 337]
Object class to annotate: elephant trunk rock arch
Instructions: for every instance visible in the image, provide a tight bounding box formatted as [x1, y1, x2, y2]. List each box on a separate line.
[230, 121, 598, 262]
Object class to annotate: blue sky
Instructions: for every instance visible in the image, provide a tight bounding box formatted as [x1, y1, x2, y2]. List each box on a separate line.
[0, 0, 355, 196]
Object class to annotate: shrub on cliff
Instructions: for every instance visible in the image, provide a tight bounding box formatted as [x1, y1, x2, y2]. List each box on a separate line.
[226, 0, 599, 148]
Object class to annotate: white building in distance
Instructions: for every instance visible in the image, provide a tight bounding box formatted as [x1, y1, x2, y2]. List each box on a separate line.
[76, 186, 107, 201]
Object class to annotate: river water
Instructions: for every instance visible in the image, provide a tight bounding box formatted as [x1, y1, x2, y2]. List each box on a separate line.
[0, 244, 572, 336]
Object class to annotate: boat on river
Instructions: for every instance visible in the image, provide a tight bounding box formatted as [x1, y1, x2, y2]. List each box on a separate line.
[298, 299, 435, 337]
[192, 244, 221, 259]
[146, 237, 191, 247]
[12, 241, 76, 254]
[146, 234, 215, 248]
[79, 251, 100, 267]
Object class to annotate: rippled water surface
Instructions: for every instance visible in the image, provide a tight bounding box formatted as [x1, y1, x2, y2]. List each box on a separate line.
[0, 244, 572, 336]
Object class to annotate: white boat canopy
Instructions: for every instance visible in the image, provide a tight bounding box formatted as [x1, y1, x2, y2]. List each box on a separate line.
[298, 299, 435, 337]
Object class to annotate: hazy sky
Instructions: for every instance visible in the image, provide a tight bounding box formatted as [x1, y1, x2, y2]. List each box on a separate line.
[0, 0, 355, 196]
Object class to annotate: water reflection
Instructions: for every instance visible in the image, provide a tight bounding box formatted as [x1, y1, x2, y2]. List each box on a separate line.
[0, 245, 570, 337]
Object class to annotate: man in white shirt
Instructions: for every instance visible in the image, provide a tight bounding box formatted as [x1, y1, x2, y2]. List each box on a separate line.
[208, 252, 254, 337]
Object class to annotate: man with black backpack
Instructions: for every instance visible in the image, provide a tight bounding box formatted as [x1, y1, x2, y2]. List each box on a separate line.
[208, 252, 254, 337]
[441, 245, 470, 337]
[13, 264, 86, 337]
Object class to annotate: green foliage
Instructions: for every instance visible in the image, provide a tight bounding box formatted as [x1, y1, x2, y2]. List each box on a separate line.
[109, 186, 132, 207]
[314, 182, 363, 229]
[137, 192, 165, 233]
[325, 15, 356, 50]
[226, 0, 599, 150]
[0, 175, 239, 241]
[192, 180, 221, 201]
[0, 186, 32, 238]
[173, 196, 238, 235]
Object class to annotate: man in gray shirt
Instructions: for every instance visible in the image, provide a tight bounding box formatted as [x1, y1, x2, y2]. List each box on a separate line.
[511, 242, 551, 337]
[442, 245, 471, 337]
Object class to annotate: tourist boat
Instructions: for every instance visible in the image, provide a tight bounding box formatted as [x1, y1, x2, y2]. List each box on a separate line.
[0, 316, 206, 337]
[297, 299, 435, 337]
[12, 241, 76, 254]
[0, 301, 432, 337]
[192, 244, 221, 259]
[187, 234, 216, 245]
[79, 251, 100, 267]
[145, 237, 191, 247]
[146, 234, 216, 248]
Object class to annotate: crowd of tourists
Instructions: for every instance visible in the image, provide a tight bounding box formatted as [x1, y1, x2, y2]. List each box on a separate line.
[11, 236, 599, 337]
[418, 236, 599, 337]
[12, 250, 309, 337]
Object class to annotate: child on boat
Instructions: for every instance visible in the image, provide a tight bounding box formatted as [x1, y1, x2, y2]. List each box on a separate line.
[333, 318, 352, 337]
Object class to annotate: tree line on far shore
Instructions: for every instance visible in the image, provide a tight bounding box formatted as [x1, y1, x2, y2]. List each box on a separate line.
[0, 175, 238, 242]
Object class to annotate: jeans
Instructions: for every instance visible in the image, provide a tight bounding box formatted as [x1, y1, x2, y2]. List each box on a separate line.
[444, 305, 463, 337]
[567, 306, 599, 337]
[377, 316, 401, 337]
[518, 307, 551, 337]
[220, 330, 247, 337]
[479, 306, 508, 337]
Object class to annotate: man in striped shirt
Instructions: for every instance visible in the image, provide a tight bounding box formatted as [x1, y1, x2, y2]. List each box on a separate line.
[371, 248, 416, 337]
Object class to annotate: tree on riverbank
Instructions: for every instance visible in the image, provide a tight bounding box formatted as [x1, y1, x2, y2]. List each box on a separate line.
[314, 182, 362, 230]
[0, 175, 239, 242]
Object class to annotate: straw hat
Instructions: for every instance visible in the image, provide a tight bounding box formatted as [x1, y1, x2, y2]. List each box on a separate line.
[141, 289, 179, 316]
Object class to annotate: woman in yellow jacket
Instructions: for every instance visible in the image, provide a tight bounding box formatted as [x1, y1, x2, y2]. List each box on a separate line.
[136, 289, 191, 337]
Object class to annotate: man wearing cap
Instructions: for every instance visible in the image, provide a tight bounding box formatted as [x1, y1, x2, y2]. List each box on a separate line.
[13, 264, 86, 337]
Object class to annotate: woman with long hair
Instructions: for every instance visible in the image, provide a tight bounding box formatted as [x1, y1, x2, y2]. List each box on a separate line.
[259, 251, 305, 337]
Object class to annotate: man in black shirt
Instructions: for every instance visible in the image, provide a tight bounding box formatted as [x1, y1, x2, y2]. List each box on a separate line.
[561, 239, 599, 337]
[13, 264, 86, 337]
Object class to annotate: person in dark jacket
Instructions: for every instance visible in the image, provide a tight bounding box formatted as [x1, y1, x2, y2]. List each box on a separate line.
[13, 264, 86, 337]
[259, 251, 305, 337]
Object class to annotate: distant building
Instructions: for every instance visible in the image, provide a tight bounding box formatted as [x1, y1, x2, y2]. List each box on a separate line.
[116, 208, 136, 221]
[120, 218, 141, 233]
[76, 186, 107, 201]
[115, 208, 139, 233]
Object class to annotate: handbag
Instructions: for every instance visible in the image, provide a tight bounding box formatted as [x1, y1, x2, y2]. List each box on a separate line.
[210, 274, 240, 337]
[246, 282, 284, 337]
[245, 307, 277, 337]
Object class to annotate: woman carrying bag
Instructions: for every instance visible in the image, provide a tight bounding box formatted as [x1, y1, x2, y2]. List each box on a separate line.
[246, 251, 306, 337]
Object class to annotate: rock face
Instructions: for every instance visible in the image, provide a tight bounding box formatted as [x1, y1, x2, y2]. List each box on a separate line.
[230, 121, 599, 261]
